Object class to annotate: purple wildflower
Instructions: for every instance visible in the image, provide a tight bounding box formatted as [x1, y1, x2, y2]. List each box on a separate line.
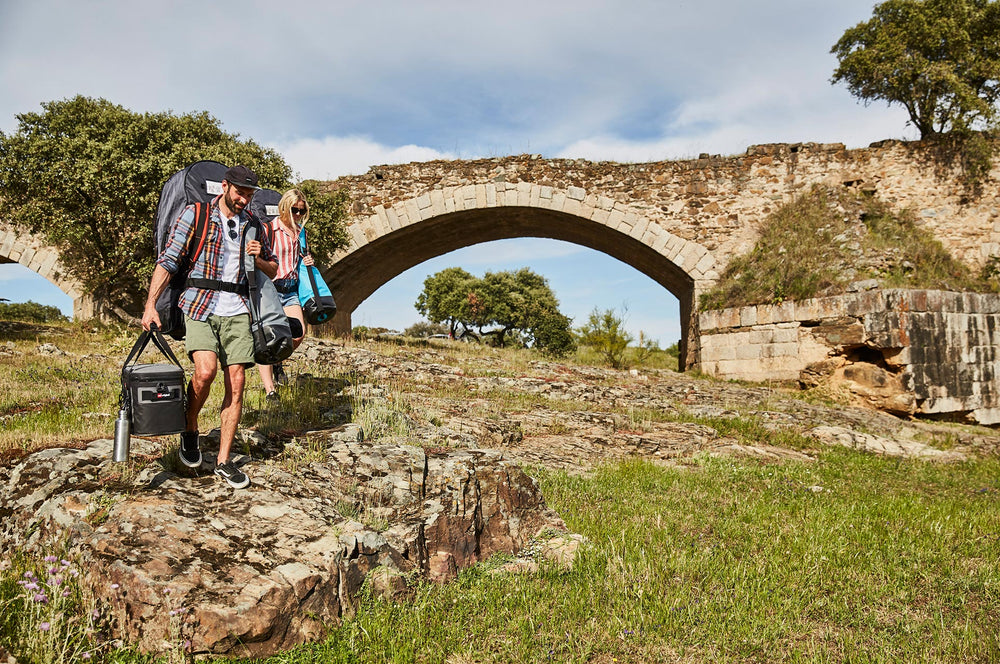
[33, 593, 48, 604]
[110, 583, 119, 590]
[44, 555, 57, 564]
[39, 622, 51, 632]
[24, 582, 39, 591]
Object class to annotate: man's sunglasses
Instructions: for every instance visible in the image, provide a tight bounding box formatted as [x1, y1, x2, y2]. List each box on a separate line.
[227, 219, 238, 240]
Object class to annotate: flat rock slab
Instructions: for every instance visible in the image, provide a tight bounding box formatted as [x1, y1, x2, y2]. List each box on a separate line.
[0, 436, 563, 658]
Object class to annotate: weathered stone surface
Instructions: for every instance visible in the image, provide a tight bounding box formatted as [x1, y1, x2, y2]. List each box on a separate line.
[807, 426, 966, 461]
[700, 289, 1000, 423]
[0, 436, 564, 658]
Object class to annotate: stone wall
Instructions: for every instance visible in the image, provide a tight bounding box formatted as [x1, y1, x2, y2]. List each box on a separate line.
[695, 289, 1000, 424]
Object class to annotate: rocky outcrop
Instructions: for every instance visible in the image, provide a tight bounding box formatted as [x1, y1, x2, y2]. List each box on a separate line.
[0, 434, 564, 658]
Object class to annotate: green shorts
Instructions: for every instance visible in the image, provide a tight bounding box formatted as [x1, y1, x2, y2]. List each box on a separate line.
[184, 314, 255, 367]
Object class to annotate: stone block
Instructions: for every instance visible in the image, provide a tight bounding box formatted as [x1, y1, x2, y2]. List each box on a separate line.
[385, 206, 401, 231]
[699, 342, 736, 362]
[485, 184, 497, 207]
[694, 252, 714, 274]
[628, 217, 649, 241]
[404, 199, 422, 224]
[476, 184, 488, 207]
[567, 186, 586, 201]
[18, 246, 37, 268]
[429, 190, 447, 216]
[550, 192, 567, 211]
[564, 197, 583, 217]
[591, 208, 610, 225]
[740, 306, 758, 327]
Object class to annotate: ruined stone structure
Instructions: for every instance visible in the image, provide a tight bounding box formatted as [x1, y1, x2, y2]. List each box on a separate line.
[0, 221, 91, 317]
[697, 289, 1000, 424]
[325, 140, 1000, 364]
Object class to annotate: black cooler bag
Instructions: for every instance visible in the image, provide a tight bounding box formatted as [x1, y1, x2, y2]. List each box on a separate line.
[120, 326, 187, 436]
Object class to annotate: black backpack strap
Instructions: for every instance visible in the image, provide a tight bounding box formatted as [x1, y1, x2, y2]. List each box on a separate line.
[185, 278, 249, 295]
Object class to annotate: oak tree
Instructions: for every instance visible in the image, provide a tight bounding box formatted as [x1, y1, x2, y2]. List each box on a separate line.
[831, 0, 1000, 137]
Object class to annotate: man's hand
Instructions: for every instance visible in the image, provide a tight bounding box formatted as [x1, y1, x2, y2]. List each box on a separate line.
[246, 239, 263, 257]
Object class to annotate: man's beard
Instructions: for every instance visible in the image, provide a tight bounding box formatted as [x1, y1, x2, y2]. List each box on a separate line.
[225, 190, 245, 214]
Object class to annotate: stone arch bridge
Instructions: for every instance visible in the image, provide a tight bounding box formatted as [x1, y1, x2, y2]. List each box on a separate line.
[324, 140, 1000, 366]
[2, 140, 998, 367]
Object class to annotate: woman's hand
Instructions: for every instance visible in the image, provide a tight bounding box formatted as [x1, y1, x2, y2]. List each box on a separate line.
[303, 254, 315, 267]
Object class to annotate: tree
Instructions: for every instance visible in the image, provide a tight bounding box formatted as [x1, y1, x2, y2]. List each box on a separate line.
[295, 179, 350, 268]
[831, 0, 1000, 138]
[0, 96, 349, 315]
[414, 267, 574, 354]
[415, 267, 477, 337]
[577, 307, 633, 369]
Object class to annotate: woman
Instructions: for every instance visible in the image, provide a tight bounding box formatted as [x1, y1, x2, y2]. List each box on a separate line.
[257, 189, 314, 401]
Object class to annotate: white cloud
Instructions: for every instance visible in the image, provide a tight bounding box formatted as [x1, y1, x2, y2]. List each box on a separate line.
[273, 136, 454, 181]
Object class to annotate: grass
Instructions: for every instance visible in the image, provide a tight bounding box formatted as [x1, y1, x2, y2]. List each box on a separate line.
[3, 319, 1000, 662]
[699, 186, 997, 311]
[237, 454, 1000, 663]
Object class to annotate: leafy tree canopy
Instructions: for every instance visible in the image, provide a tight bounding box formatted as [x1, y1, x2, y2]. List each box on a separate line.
[831, 0, 1000, 137]
[414, 267, 575, 355]
[0, 96, 348, 314]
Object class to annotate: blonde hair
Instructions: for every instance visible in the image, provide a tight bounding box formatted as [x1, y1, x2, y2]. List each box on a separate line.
[277, 189, 309, 226]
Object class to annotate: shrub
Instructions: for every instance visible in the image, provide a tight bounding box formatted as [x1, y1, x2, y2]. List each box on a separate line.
[0, 301, 69, 324]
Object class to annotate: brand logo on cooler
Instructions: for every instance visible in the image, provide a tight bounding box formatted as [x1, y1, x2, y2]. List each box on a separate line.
[206, 180, 223, 196]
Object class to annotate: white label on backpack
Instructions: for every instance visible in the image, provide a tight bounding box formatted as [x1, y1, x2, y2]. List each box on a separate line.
[206, 180, 223, 196]
[265, 205, 279, 217]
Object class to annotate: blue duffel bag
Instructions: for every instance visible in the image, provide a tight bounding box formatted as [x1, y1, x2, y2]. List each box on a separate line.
[297, 230, 337, 325]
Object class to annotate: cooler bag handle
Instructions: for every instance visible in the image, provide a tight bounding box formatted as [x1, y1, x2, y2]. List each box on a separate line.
[119, 323, 185, 401]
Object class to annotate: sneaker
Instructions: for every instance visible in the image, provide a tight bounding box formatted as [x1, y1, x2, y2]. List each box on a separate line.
[265, 390, 280, 403]
[273, 363, 288, 386]
[178, 431, 201, 468]
[214, 461, 250, 489]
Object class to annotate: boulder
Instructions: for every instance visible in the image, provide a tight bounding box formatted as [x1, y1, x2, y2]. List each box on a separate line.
[0, 434, 564, 658]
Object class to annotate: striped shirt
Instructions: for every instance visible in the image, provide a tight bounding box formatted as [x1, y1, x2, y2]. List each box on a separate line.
[156, 196, 275, 321]
[266, 219, 304, 281]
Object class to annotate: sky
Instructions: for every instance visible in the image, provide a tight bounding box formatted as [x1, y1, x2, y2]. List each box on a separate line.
[0, 0, 914, 345]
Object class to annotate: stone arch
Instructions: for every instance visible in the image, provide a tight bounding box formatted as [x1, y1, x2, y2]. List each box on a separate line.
[0, 221, 92, 319]
[326, 182, 718, 367]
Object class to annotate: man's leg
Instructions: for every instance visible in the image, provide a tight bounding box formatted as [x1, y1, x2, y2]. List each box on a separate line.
[217, 363, 246, 464]
[186, 350, 219, 432]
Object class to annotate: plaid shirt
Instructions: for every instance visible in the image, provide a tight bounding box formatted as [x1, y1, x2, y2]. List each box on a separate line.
[157, 196, 275, 321]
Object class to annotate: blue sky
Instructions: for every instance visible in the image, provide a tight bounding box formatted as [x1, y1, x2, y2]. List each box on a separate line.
[0, 0, 913, 345]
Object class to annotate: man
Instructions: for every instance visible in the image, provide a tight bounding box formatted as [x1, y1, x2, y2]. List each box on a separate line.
[142, 165, 278, 489]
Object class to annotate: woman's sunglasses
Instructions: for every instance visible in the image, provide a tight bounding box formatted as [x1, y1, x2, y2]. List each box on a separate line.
[291, 207, 307, 216]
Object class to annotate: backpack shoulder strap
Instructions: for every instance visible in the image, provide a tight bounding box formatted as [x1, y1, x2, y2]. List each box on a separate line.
[188, 202, 212, 265]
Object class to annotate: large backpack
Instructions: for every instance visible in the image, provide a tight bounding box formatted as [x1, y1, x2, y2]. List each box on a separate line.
[242, 223, 295, 364]
[249, 188, 282, 226]
[153, 161, 229, 340]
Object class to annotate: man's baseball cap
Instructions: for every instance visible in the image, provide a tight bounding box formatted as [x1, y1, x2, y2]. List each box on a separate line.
[224, 165, 260, 190]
